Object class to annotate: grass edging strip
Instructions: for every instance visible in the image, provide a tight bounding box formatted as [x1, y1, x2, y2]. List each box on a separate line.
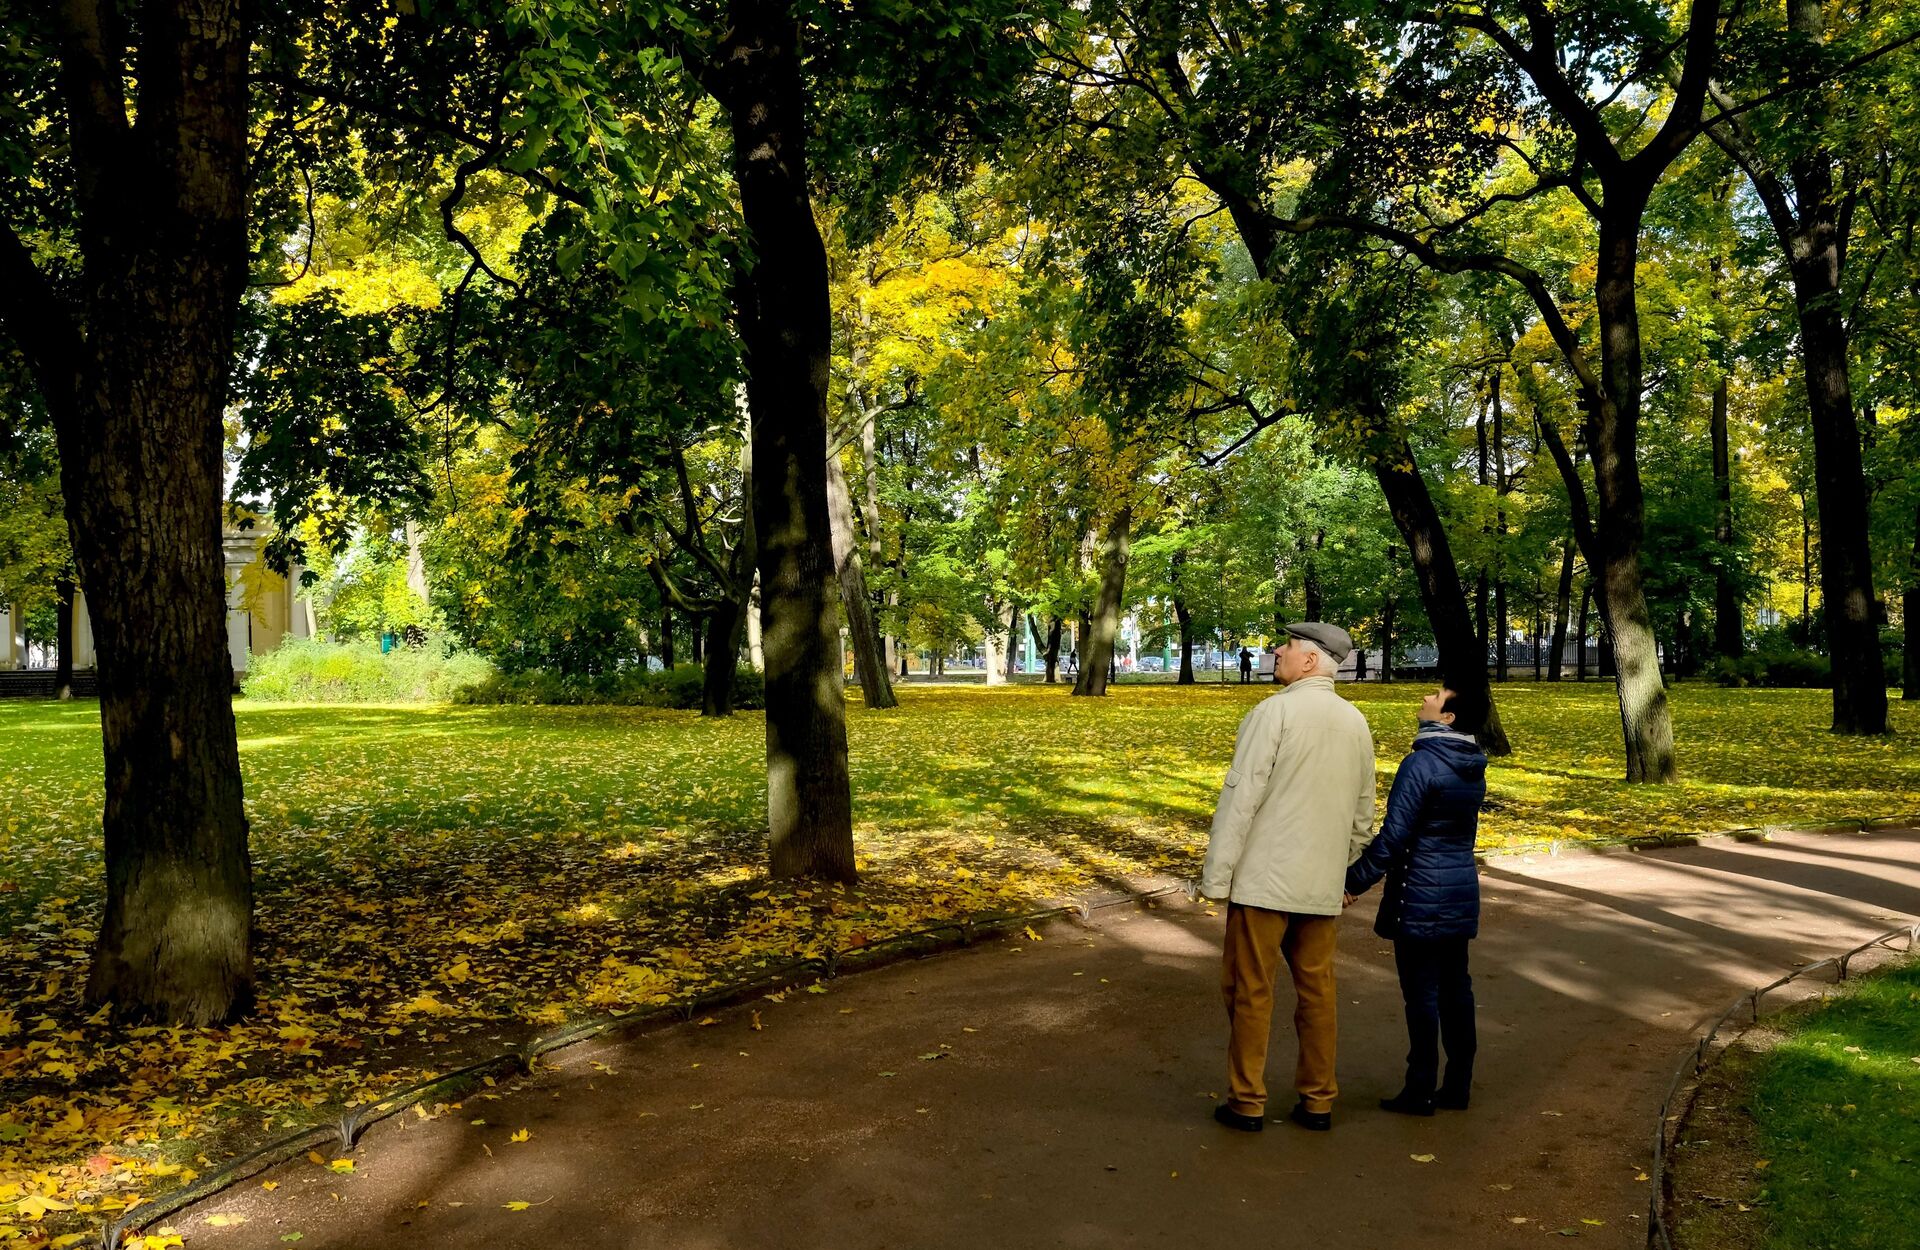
[1645, 920, 1920, 1250]
[1476, 809, 1919, 867]
[98, 880, 1188, 1249]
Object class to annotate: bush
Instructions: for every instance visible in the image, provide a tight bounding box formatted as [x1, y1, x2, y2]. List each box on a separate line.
[243, 638, 495, 702]
[451, 665, 765, 710]
[1711, 649, 1831, 689]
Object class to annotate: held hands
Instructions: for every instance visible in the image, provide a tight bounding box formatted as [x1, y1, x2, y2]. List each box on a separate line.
[1341, 892, 1357, 909]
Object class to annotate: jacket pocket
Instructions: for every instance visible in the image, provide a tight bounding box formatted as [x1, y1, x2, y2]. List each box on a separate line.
[1224, 767, 1242, 788]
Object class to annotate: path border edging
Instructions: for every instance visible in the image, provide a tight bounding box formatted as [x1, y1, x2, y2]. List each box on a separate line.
[1645, 920, 1920, 1250]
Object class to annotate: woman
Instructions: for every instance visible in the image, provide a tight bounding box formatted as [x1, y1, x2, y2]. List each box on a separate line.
[1344, 684, 1489, 1115]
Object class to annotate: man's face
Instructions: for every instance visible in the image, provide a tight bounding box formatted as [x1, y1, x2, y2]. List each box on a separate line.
[1275, 638, 1316, 684]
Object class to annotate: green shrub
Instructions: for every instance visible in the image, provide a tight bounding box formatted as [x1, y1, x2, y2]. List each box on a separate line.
[451, 664, 764, 710]
[243, 638, 494, 702]
[1712, 649, 1832, 689]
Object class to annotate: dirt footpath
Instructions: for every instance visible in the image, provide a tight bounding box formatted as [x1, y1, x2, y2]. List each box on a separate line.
[184, 830, 1920, 1250]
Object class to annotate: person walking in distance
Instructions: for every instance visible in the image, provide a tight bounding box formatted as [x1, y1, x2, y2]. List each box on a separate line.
[1343, 684, 1489, 1115]
[1239, 646, 1254, 684]
[1200, 623, 1378, 1132]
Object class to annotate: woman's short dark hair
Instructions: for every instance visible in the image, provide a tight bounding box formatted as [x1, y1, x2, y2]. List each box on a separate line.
[1441, 684, 1491, 737]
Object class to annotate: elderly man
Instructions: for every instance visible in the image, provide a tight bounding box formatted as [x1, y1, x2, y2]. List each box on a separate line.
[1200, 622, 1377, 1133]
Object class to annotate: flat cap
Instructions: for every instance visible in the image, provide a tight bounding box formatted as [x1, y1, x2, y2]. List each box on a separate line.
[1284, 621, 1354, 663]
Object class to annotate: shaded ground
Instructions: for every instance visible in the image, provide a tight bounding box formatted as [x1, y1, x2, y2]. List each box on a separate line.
[178, 829, 1920, 1250]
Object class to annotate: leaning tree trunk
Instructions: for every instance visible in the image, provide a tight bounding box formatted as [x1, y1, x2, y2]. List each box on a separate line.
[1004, 603, 1021, 681]
[1589, 210, 1678, 781]
[826, 445, 896, 709]
[54, 574, 76, 701]
[1073, 506, 1132, 697]
[1710, 375, 1743, 659]
[1370, 437, 1511, 755]
[1549, 539, 1574, 682]
[1, 1, 261, 1024]
[712, 0, 854, 880]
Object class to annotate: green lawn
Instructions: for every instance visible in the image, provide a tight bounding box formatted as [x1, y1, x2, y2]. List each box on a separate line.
[1677, 956, 1920, 1250]
[1, 681, 1917, 1243]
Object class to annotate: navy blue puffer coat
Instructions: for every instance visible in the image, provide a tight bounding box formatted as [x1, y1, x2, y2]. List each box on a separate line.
[1345, 726, 1488, 941]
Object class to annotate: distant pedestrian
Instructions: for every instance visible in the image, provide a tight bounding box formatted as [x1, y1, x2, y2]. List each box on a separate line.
[1200, 622, 1376, 1134]
[1343, 683, 1489, 1116]
[1238, 647, 1253, 683]
[1065, 648, 1079, 676]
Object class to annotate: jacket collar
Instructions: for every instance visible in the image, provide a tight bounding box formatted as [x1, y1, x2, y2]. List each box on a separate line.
[1281, 675, 1337, 695]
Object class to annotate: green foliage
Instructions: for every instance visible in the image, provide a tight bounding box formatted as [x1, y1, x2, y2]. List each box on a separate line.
[1712, 648, 1833, 689]
[452, 664, 765, 710]
[241, 638, 493, 703]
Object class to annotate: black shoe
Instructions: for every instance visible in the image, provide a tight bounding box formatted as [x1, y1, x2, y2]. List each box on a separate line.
[1286, 1099, 1331, 1132]
[1213, 1103, 1264, 1132]
[1379, 1090, 1436, 1116]
[1434, 1088, 1471, 1111]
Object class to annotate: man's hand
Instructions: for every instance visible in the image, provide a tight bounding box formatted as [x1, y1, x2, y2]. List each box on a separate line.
[1341, 892, 1357, 909]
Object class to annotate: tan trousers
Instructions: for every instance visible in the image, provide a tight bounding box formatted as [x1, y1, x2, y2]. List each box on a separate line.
[1222, 902, 1340, 1115]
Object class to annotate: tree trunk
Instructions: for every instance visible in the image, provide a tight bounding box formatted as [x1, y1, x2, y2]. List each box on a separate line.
[1302, 531, 1324, 620]
[1043, 614, 1063, 683]
[1379, 550, 1397, 684]
[1577, 581, 1592, 681]
[700, 596, 744, 717]
[1784, 199, 1887, 732]
[1073, 506, 1132, 697]
[1549, 540, 1574, 682]
[0, 3, 261, 1024]
[660, 606, 676, 668]
[54, 574, 76, 701]
[1370, 438, 1510, 755]
[689, 612, 704, 665]
[826, 444, 896, 708]
[1493, 372, 1509, 683]
[1004, 603, 1021, 681]
[1589, 207, 1677, 781]
[1906, 500, 1920, 700]
[1174, 596, 1195, 684]
[712, 0, 854, 881]
[1711, 375, 1743, 659]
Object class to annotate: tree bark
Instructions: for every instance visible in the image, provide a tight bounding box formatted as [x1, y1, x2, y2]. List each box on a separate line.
[700, 596, 744, 717]
[1493, 371, 1509, 683]
[1302, 531, 1323, 621]
[1549, 540, 1574, 682]
[0, 1, 260, 1023]
[1173, 595, 1195, 684]
[54, 574, 76, 701]
[1073, 506, 1132, 696]
[1577, 581, 1592, 681]
[660, 606, 676, 668]
[1710, 375, 1743, 660]
[1589, 205, 1677, 781]
[1906, 499, 1919, 700]
[826, 444, 896, 708]
[1004, 602, 1021, 682]
[710, 0, 854, 880]
[1370, 438, 1510, 755]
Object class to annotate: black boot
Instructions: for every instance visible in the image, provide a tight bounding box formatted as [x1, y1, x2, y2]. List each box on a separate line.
[1286, 1099, 1331, 1131]
[1434, 1086, 1471, 1111]
[1379, 1089, 1436, 1116]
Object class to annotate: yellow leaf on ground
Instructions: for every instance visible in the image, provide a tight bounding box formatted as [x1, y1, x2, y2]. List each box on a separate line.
[1410, 1154, 1436, 1164]
[510, 1129, 530, 1143]
[207, 1212, 247, 1227]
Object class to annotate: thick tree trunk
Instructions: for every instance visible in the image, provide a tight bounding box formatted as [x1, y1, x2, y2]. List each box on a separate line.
[1549, 540, 1574, 682]
[1370, 438, 1510, 755]
[826, 445, 896, 708]
[1785, 205, 1887, 732]
[2, 2, 262, 1024]
[1711, 376, 1743, 659]
[54, 575, 76, 700]
[1589, 210, 1677, 781]
[1302, 531, 1324, 621]
[689, 613, 704, 665]
[1043, 615, 1063, 683]
[713, 0, 854, 880]
[660, 606, 676, 668]
[1073, 506, 1132, 697]
[1174, 596, 1195, 684]
[1004, 603, 1022, 682]
[1492, 369, 1509, 683]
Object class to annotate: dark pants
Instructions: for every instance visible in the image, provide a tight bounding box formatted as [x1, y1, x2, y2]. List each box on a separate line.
[1394, 937, 1475, 1099]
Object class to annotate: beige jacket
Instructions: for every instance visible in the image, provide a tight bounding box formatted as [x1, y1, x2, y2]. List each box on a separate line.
[1199, 675, 1378, 915]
